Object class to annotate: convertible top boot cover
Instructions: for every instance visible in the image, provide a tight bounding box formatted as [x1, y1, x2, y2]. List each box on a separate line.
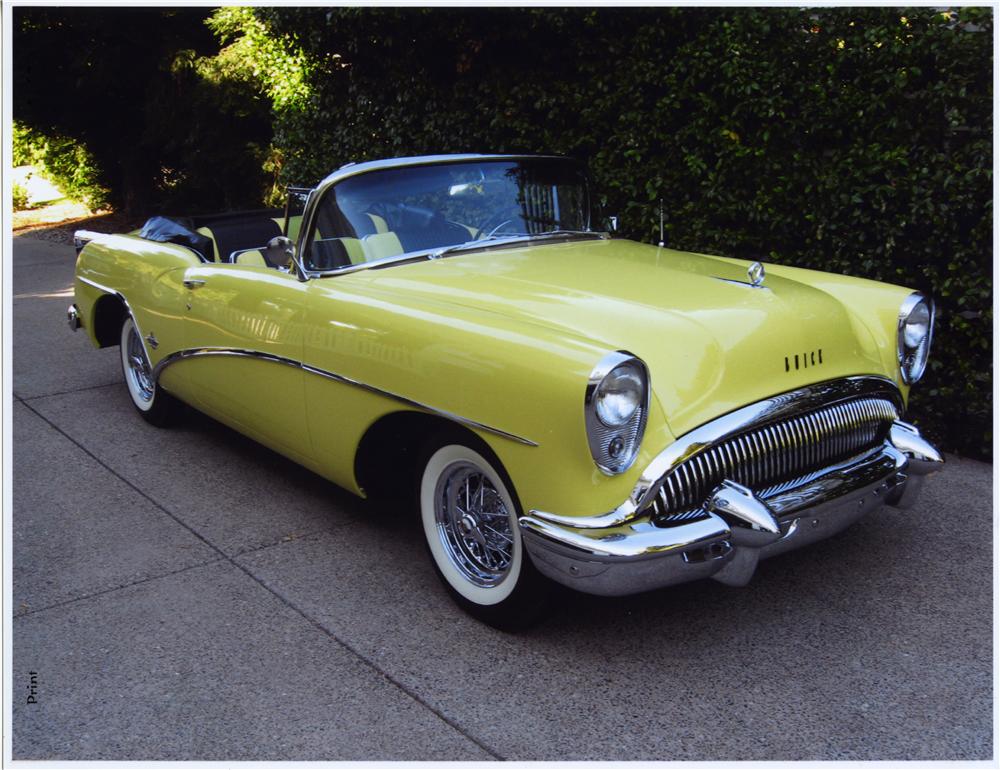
[139, 216, 215, 262]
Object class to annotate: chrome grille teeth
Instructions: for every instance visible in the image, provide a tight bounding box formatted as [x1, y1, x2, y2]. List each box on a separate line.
[751, 430, 765, 484]
[764, 425, 778, 481]
[735, 435, 751, 487]
[819, 409, 835, 463]
[806, 412, 821, 468]
[655, 396, 898, 516]
[725, 444, 737, 480]
[679, 463, 694, 509]
[792, 417, 806, 469]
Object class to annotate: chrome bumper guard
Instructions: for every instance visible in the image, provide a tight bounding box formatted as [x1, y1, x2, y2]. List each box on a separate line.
[519, 421, 943, 596]
[67, 304, 81, 331]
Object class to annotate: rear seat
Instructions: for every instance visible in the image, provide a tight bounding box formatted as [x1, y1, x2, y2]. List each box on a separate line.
[195, 214, 308, 265]
[234, 251, 267, 267]
[195, 211, 409, 269]
[200, 217, 282, 263]
[309, 237, 367, 269]
[361, 232, 404, 261]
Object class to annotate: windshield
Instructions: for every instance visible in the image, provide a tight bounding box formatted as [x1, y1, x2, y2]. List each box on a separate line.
[303, 158, 591, 272]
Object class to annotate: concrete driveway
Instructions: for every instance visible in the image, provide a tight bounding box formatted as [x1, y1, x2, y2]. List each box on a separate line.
[10, 233, 993, 760]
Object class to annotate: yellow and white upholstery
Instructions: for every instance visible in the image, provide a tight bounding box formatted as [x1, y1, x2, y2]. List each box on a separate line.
[361, 232, 404, 262]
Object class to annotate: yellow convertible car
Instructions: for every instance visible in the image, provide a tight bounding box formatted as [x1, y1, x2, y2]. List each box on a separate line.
[70, 154, 942, 628]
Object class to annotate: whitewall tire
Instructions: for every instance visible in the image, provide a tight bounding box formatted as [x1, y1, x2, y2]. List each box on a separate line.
[418, 438, 551, 628]
[119, 316, 181, 427]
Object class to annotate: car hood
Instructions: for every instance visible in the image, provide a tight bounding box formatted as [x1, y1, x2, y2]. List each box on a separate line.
[358, 238, 887, 437]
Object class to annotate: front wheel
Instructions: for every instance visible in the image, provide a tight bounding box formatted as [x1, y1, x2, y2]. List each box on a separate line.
[419, 440, 551, 629]
[119, 315, 182, 427]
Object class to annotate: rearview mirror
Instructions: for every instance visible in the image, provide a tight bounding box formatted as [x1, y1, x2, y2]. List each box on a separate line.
[264, 236, 295, 268]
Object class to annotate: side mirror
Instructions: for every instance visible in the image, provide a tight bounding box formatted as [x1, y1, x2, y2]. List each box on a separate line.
[605, 215, 619, 233]
[264, 236, 295, 268]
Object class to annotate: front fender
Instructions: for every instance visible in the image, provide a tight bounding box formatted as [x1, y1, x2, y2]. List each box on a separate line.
[301, 274, 675, 518]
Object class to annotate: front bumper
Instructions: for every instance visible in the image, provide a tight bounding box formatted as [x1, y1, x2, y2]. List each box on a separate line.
[519, 421, 943, 596]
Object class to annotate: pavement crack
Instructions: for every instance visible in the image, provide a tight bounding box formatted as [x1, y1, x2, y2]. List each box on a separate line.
[13, 557, 227, 618]
[18, 399, 503, 760]
[229, 531, 324, 558]
[20, 381, 120, 402]
[229, 560, 506, 761]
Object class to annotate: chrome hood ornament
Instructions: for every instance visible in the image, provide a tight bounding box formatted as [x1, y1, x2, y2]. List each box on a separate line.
[748, 261, 765, 287]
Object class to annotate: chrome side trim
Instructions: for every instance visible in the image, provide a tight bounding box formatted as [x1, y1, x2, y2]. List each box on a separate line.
[77, 274, 117, 296]
[76, 276, 153, 364]
[151, 347, 538, 447]
[79, 274, 537, 446]
[529, 375, 903, 529]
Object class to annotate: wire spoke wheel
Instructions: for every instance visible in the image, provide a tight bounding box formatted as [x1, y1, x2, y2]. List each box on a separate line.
[119, 314, 181, 427]
[125, 323, 155, 403]
[419, 439, 552, 628]
[434, 462, 514, 586]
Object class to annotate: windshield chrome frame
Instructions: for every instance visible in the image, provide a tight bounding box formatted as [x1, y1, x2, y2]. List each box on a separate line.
[294, 154, 593, 281]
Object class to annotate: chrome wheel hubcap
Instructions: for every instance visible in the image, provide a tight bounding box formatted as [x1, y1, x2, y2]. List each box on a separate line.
[126, 325, 154, 402]
[434, 462, 514, 587]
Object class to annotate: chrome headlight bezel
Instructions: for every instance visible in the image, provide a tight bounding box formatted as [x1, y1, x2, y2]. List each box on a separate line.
[897, 292, 934, 385]
[585, 351, 649, 475]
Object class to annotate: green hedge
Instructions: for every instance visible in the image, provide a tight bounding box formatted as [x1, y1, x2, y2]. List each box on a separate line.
[12, 182, 30, 211]
[13, 121, 110, 211]
[214, 7, 992, 458]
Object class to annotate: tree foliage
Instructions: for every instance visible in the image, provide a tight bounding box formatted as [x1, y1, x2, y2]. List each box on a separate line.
[12, 182, 30, 212]
[13, 121, 109, 210]
[206, 6, 992, 458]
[12, 7, 272, 213]
[12, 7, 992, 457]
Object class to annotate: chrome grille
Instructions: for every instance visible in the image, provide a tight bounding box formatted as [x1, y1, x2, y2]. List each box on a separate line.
[654, 396, 899, 516]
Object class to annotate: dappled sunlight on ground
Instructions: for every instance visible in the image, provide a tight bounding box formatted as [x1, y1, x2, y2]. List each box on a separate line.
[13, 209, 143, 247]
[12, 164, 103, 233]
[13, 165, 63, 205]
[14, 286, 75, 300]
[12, 199, 102, 232]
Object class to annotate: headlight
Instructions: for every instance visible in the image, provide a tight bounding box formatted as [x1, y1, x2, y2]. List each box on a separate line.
[897, 292, 934, 384]
[595, 365, 644, 426]
[585, 352, 649, 475]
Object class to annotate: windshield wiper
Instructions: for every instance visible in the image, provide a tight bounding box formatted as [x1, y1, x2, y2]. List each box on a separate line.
[427, 230, 604, 261]
[528, 229, 605, 239]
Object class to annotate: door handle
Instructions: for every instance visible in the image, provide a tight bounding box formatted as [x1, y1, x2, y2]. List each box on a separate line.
[184, 279, 206, 289]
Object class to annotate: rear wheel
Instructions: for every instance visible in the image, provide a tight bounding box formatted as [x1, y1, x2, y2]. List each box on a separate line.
[418, 439, 550, 629]
[119, 316, 182, 427]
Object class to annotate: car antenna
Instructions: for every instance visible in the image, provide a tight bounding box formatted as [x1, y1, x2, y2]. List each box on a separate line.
[658, 199, 665, 248]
